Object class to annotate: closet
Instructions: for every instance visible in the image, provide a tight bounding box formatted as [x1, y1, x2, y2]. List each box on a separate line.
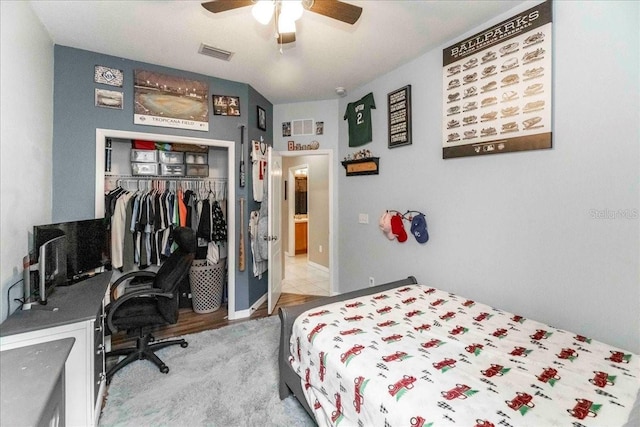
[98, 131, 234, 315]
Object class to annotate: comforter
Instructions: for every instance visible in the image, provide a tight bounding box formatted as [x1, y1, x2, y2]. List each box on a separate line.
[289, 284, 639, 426]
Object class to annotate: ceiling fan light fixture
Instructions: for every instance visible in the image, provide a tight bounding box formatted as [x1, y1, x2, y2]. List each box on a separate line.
[252, 0, 274, 25]
[280, 0, 304, 22]
[278, 16, 296, 34]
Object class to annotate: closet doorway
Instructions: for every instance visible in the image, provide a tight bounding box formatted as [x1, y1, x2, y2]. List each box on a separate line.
[279, 151, 333, 297]
[94, 128, 237, 319]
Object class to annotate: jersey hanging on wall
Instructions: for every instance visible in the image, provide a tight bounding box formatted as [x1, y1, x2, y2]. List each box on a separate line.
[343, 92, 376, 147]
[251, 139, 268, 202]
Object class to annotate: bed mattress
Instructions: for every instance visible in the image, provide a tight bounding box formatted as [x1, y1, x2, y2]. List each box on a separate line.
[288, 284, 639, 426]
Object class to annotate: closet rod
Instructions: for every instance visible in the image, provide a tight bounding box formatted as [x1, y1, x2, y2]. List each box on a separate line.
[104, 175, 228, 195]
[106, 174, 227, 181]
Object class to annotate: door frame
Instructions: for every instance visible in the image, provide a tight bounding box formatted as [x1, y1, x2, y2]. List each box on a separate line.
[267, 148, 283, 314]
[94, 128, 237, 319]
[279, 149, 334, 296]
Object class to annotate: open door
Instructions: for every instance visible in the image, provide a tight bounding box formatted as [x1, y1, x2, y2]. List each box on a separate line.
[267, 148, 283, 314]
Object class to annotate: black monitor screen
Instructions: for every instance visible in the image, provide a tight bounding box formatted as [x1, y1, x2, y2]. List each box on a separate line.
[34, 218, 110, 282]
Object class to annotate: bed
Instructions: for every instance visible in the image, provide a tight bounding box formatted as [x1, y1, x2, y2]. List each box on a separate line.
[278, 276, 640, 426]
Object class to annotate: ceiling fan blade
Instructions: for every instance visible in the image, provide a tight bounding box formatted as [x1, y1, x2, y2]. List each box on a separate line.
[201, 0, 254, 14]
[307, 0, 363, 25]
[277, 32, 296, 44]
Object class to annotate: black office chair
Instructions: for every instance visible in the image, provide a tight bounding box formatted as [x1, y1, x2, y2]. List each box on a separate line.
[105, 227, 196, 382]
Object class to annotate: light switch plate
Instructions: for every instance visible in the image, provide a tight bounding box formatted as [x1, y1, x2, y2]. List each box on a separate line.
[358, 213, 369, 224]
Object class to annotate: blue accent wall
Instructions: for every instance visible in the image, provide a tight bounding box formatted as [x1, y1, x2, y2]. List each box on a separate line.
[52, 45, 271, 311]
[246, 85, 272, 304]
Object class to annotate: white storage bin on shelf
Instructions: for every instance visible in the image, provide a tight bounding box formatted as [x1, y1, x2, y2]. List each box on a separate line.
[160, 164, 185, 176]
[131, 162, 159, 176]
[186, 164, 209, 177]
[185, 152, 208, 165]
[159, 151, 184, 164]
[188, 259, 225, 313]
[131, 149, 158, 163]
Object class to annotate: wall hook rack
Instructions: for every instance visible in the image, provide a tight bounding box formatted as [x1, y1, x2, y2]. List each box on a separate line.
[386, 209, 425, 222]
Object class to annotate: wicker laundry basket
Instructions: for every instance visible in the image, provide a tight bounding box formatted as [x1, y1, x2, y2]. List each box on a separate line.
[188, 259, 225, 313]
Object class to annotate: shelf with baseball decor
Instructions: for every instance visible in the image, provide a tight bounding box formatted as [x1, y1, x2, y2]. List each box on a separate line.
[442, 0, 552, 159]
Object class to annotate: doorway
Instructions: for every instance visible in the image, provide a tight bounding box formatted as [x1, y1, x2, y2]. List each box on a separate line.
[279, 151, 333, 297]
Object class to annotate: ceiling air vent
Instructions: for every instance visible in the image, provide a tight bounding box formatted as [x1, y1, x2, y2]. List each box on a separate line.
[198, 43, 234, 61]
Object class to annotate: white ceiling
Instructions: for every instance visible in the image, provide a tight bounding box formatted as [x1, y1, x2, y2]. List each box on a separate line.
[29, 0, 525, 105]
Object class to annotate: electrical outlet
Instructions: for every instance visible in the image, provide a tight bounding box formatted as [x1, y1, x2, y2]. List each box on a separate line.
[369, 277, 375, 287]
[319, 245, 323, 253]
[358, 213, 369, 224]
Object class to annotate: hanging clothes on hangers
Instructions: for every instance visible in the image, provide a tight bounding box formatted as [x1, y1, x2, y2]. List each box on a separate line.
[106, 176, 228, 269]
[251, 139, 268, 202]
[249, 210, 267, 278]
[110, 190, 133, 270]
[250, 163, 269, 277]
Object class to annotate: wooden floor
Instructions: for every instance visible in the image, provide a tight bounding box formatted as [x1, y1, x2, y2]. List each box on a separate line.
[110, 292, 322, 350]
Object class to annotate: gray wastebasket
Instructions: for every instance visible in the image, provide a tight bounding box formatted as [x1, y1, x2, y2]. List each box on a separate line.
[188, 259, 225, 313]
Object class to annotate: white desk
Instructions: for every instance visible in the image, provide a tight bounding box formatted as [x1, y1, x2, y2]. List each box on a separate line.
[1, 338, 75, 426]
[0, 272, 112, 427]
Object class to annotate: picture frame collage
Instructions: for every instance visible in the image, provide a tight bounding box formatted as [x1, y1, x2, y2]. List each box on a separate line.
[282, 119, 323, 151]
[93, 66, 250, 132]
[94, 65, 124, 110]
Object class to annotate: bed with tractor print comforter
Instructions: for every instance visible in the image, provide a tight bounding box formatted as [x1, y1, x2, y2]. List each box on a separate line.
[281, 280, 640, 427]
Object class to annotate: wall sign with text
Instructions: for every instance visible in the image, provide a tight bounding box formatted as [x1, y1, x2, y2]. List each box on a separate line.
[388, 85, 412, 148]
[442, 0, 552, 158]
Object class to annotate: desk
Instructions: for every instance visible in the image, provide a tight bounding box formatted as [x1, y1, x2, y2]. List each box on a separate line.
[0, 272, 112, 427]
[1, 338, 75, 426]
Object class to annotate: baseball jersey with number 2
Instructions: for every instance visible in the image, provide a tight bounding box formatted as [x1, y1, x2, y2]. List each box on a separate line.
[344, 92, 376, 147]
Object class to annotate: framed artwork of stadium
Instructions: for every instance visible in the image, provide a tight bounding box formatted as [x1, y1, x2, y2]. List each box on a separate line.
[133, 69, 209, 131]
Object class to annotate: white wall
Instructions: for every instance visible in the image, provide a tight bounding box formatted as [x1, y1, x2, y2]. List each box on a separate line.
[0, 2, 54, 321]
[336, 1, 639, 353]
[274, 100, 340, 292]
[273, 99, 339, 153]
[282, 155, 330, 267]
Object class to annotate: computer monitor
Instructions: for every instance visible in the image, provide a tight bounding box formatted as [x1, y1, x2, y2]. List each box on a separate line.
[36, 235, 68, 305]
[29, 218, 110, 305]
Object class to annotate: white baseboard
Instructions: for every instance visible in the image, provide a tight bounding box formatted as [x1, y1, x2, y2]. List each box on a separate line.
[233, 292, 268, 319]
[308, 260, 329, 273]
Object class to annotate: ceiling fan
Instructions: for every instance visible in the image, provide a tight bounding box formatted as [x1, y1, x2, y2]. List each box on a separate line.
[201, 0, 363, 44]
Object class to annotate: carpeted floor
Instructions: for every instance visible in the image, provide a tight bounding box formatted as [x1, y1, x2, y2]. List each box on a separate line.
[99, 316, 315, 427]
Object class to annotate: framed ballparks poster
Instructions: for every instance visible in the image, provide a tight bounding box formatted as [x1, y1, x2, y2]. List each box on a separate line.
[442, 0, 552, 159]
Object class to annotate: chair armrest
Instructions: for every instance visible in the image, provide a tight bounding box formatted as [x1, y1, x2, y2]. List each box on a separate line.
[110, 270, 157, 301]
[106, 288, 174, 333]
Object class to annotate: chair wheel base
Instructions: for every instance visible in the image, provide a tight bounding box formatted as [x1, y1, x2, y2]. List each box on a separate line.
[181, 342, 189, 348]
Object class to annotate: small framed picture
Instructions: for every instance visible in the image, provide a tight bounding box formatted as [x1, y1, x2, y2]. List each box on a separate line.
[257, 106, 267, 131]
[94, 65, 123, 87]
[95, 88, 123, 109]
[316, 121, 324, 135]
[213, 95, 240, 116]
[282, 121, 291, 137]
